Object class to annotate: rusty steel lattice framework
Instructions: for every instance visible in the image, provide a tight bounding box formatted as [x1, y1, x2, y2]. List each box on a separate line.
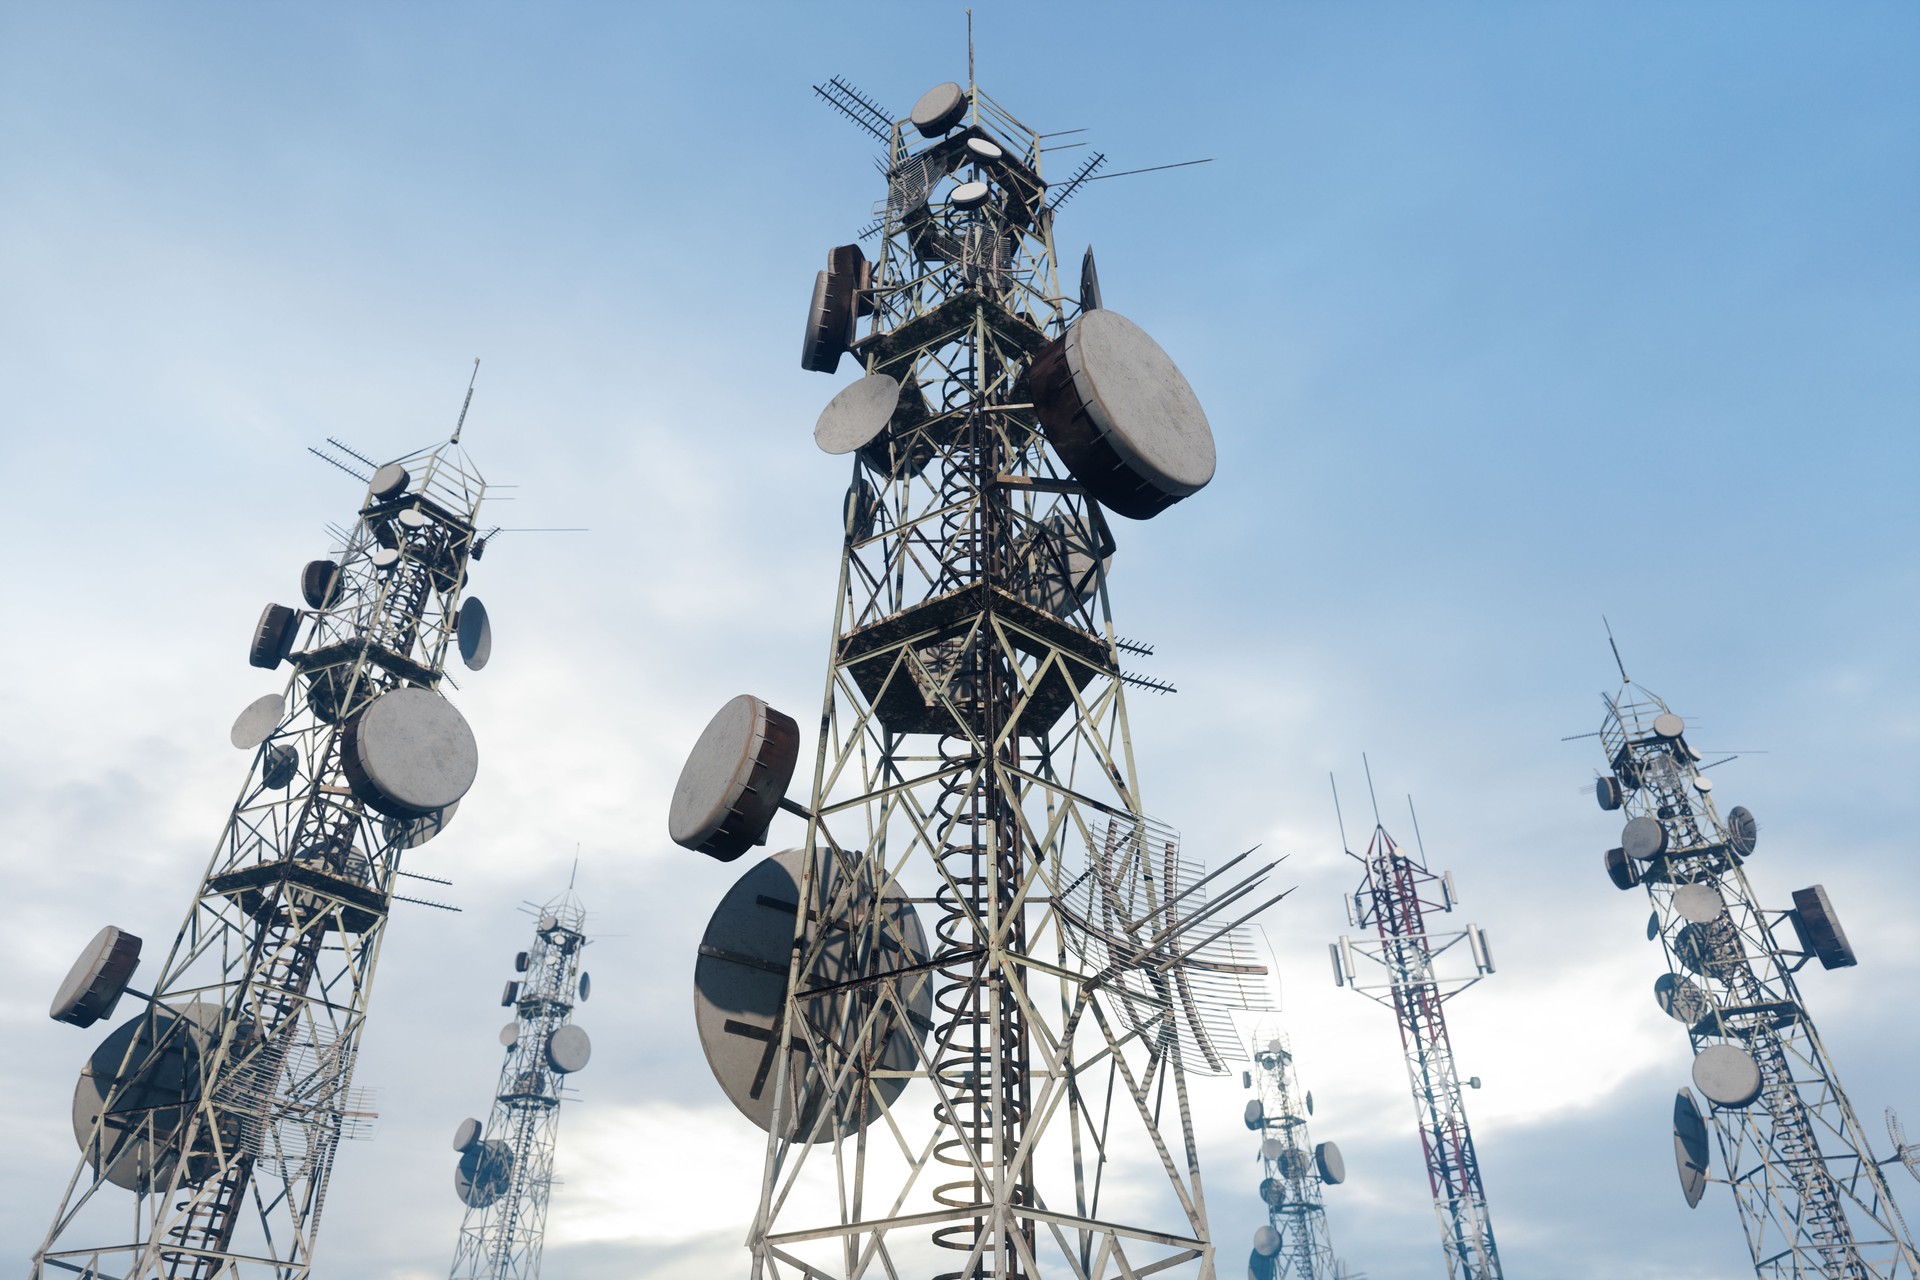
[448, 891, 591, 1280]
[1243, 1028, 1343, 1280]
[1331, 813, 1502, 1280]
[1593, 678, 1918, 1278]
[34, 425, 489, 1280]
[740, 76, 1271, 1280]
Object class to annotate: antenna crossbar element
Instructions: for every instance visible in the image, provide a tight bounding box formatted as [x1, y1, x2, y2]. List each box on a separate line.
[1332, 800, 1504, 1280]
[1591, 677, 1920, 1278]
[813, 76, 893, 144]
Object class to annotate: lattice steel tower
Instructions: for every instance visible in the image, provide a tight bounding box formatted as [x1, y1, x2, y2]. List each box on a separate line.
[1587, 666, 1918, 1277]
[668, 72, 1281, 1280]
[448, 887, 593, 1280]
[1241, 1026, 1346, 1280]
[1330, 784, 1502, 1280]
[37, 394, 496, 1280]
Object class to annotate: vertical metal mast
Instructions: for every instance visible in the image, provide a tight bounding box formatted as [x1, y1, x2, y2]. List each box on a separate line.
[448, 888, 593, 1280]
[1331, 804, 1502, 1280]
[37, 412, 492, 1280]
[1242, 1027, 1345, 1280]
[1590, 675, 1918, 1278]
[672, 70, 1277, 1280]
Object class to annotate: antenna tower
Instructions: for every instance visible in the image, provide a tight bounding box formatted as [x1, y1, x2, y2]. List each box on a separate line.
[1241, 1025, 1346, 1280]
[448, 888, 593, 1280]
[36, 414, 495, 1279]
[1330, 788, 1503, 1280]
[1589, 674, 1918, 1276]
[669, 73, 1277, 1279]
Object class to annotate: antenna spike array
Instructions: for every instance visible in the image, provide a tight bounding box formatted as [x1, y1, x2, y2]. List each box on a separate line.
[813, 76, 893, 144]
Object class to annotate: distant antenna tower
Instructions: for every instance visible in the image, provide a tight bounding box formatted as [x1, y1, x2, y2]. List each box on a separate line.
[666, 70, 1278, 1279]
[448, 887, 593, 1280]
[35, 403, 496, 1278]
[1241, 1025, 1346, 1280]
[1330, 779, 1503, 1280]
[1589, 674, 1919, 1276]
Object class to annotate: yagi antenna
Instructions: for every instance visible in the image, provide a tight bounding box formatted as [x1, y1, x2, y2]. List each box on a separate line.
[814, 76, 892, 144]
[308, 443, 370, 484]
[1048, 152, 1107, 210]
[327, 437, 377, 468]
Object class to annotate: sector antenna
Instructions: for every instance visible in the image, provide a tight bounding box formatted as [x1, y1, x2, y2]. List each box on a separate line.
[1585, 671, 1918, 1277]
[1330, 779, 1503, 1280]
[448, 886, 593, 1280]
[35, 392, 497, 1280]
[670, 70, 1280, 1280]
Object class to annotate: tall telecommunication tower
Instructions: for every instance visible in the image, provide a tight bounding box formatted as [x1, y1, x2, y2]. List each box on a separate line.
[1330, 780, 1503, 1280]
[37, 389, 496, 1280]
[668, 71, 1281, 1280]
[1587, 664, 1919, 1277]
[1241, 1026, 1346, 1280]
[448, 886, 593, 1280]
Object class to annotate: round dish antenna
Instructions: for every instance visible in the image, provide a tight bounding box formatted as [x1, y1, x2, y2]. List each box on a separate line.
[693, 848, 931, 1141]
[1243, 1099, 1265, 1129]
[1655, 972, 1713, 1025]
[342, 688, 479, 820]
[1252, 1225, 1281, 1258]
[1652, 712, 1686, 740]
[815, 374, 903, 456]
[1604, 846, 1639, 891]
[1595, 776, 1623, 811]
[1031, 310, 1216, 520]
[545, 1024, 592, 1074]
[1673, 1088, 1710, 1208]
[909, 81, 968, 137]
[668, 695, 801, 861]
[71, 1001, 227, 1191]
[1622, 815, 1668, 862]
[1672, 883, 1725, 924]
[51, 927, 143, 1028]
[1314, 1141, 1346, 1185]
[261, 744, 299, 789]
[369, 463, 410, 500]
[452, 1117, 483, 1153]
[385, 801, 459, 850]
[230, 694, 286, 750]
[300, 559, 340, 610]
[950, 180, 991, 210]
[454, 1138, 512, 1208]
[457, 597, 492, 671]
[1726, 805, 1759, 858]
[249, 603, 300, 670]
[1693, 1044, 1763, 1108]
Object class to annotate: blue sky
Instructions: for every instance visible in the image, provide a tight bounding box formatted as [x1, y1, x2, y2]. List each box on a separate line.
[2, 3, 1916, 1277]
